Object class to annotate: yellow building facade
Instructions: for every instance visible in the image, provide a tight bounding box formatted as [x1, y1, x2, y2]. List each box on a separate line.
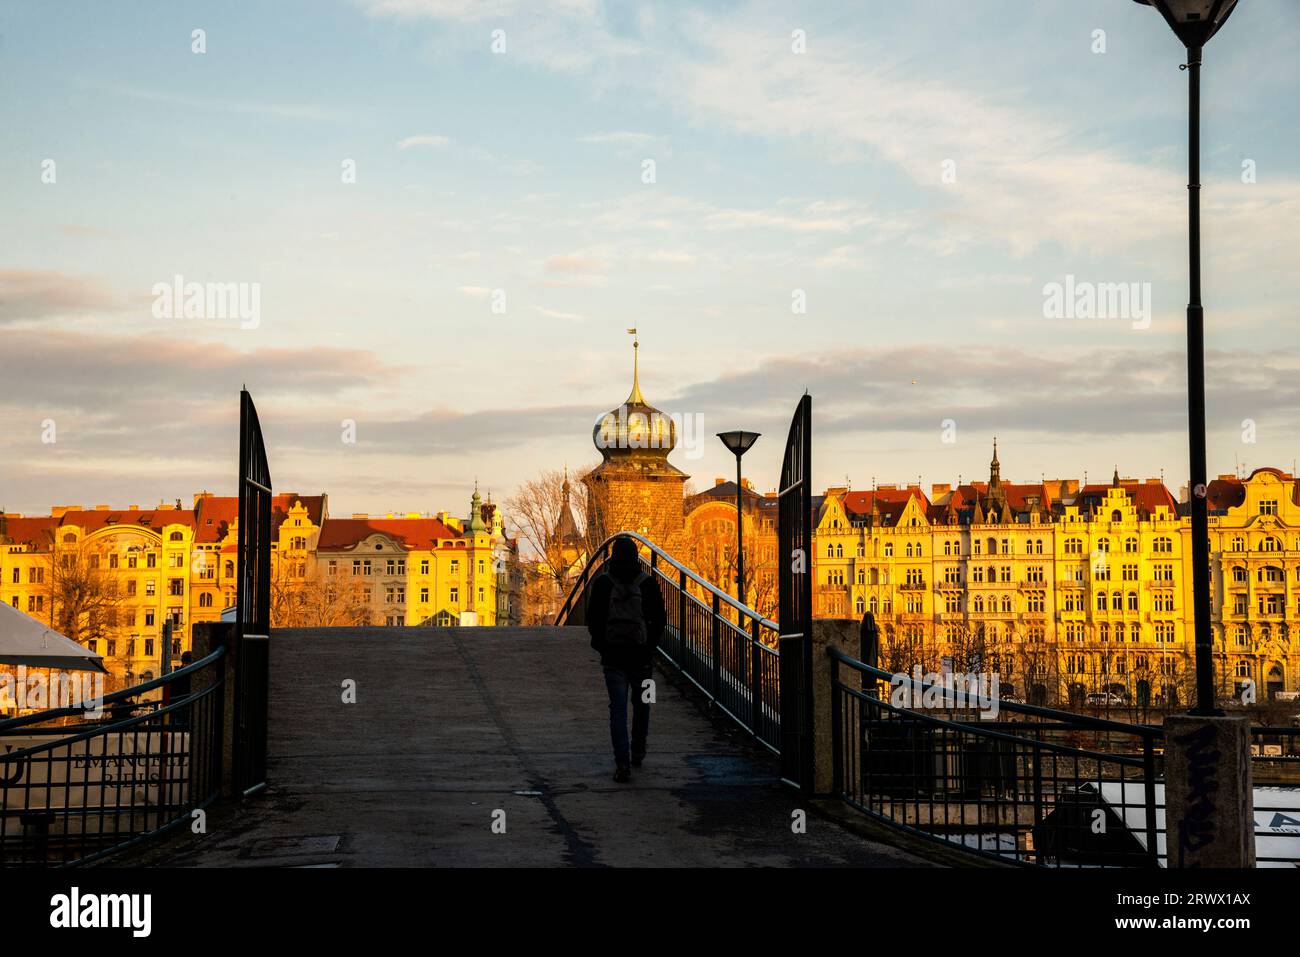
[1, 488, 518, 690]
[807, 450, 1298, 706]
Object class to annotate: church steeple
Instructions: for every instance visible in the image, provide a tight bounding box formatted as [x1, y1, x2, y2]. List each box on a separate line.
[1112, 465, 1121, 487]
[625, 330, 646, 406]
[989, 437, 1001, 487]
[469, 482, 486, 532]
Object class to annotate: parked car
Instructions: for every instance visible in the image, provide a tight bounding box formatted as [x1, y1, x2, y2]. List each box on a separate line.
[1086, 691, 1124, 707]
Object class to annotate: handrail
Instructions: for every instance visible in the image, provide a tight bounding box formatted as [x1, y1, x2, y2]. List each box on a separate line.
[556, 531, 778, 630]
[827, 647, 1159, 737]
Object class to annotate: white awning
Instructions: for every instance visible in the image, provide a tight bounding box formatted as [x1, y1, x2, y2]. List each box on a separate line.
[0, 602, 107, 673]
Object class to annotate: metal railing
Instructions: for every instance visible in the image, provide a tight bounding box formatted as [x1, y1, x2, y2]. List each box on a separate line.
[557, 532, 783, 753]
[1248, 726, 1300, 868]
[0, 647, 225, 867]
[830, 648, 1165, 868]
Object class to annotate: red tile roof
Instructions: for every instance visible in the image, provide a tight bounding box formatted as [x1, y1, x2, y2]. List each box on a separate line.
[55, 507, 198, 535]
[192, 493, 326, 544]
[2, 516, 57, 548]
[317, 517, 463, 552]
[1077, 480, 1177, 515]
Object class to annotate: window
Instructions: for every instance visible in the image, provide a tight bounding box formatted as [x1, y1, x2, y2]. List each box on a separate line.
[1064, 538, 1083, 555]
[1153, 537, 1172, 553]
[884, 543, 893, 558]
[420, 587, 429, 603]
[972, 566, 984, 583]
[420, 560, 430, 575]
[145, 580, 156, 597]
[1261, 499, 1278, 516]
[168, 578, 184, 596]
[199, 592, 213, 608]
[1124, 537, 1138, 553]
[1127, 592, 1138, 612]
[145, 610, 155, 627]
[1260, 536, 1280, 552]
[146, 553, 157, 568]
[1096, 592, 1107, 611]
[449, 587, 459, 604]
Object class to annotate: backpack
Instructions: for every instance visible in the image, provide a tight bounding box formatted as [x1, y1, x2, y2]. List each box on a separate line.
[604, 571, 650, 646]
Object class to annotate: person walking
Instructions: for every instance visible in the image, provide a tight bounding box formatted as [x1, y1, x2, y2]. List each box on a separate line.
[586, 535, 665, 783]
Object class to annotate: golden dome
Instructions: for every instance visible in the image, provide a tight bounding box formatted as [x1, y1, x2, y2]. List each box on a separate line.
[592, 338, 677, 459]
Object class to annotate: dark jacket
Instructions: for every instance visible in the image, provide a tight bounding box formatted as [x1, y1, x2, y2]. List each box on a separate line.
[587, 563, 666, 672]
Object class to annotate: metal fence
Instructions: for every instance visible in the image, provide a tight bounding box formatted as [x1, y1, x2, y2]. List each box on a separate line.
[830, 647, 1166, 867]
[830, 648, 1300, 868]
[0, 647, 225, 867]
[557, 531, 783, 753]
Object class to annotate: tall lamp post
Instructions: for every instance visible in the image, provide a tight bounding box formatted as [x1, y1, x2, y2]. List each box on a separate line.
[1132, 0, 1238, 715]
[717, 431, 760, 607]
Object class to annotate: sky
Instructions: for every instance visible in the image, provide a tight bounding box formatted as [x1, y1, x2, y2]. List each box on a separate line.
[2, 0, 1298, 520]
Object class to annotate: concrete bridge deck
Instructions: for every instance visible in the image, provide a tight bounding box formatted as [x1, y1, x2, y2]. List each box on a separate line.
[145, 626, 932, 867]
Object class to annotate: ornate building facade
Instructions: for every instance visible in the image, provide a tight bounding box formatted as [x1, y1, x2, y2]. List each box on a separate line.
[1, 489, 519, 689]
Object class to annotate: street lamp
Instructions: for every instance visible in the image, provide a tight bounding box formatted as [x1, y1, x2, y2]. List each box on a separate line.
[716, 430, 760, 607]
[1132, 0, 1239, 715]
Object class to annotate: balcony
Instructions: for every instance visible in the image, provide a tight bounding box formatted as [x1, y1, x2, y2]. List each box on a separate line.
[898, 581, 927, 591]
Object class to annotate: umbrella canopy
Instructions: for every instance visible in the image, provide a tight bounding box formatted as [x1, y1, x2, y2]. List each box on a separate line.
[0, 602, 107, 673]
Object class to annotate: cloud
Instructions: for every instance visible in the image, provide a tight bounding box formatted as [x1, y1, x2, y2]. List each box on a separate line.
[397, 134, 452, 149]
[543, 254, 608, 274]
[536, 306, 584, 322]
[0, 269, 127, 323]
[109, 85, 338, 121]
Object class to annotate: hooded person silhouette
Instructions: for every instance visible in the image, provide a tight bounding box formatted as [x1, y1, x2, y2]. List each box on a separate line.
[585, 535, 666, 782]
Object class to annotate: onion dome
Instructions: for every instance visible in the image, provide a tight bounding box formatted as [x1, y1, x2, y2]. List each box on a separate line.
[592, 336, 677, 460]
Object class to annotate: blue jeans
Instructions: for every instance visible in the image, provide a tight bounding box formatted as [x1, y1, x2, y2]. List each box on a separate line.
[603, 665, 651, 768]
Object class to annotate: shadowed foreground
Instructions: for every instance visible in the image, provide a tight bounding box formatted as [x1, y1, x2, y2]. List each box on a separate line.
[146, 626, 929, 867]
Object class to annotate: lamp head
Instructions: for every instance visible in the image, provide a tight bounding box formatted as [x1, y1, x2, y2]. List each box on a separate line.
[1132, 0, 1239, 48]
[717, 430, 760, 457]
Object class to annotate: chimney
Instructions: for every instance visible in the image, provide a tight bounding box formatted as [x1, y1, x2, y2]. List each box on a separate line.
[95, 504, 110, 511]
[352, 512, 369, 519]
[931, 483, 951, 498]
[193, 491, 213, 507]
[714, 477, 726, 487]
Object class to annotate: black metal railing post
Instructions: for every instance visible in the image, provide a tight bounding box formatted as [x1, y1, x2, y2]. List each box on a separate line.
[831, 656, 843, 795]
[710, 592, 722, 702]
[678, 568, 687, 662]
[750, 616, 762, 735]
[1143, 734, 1160, 868]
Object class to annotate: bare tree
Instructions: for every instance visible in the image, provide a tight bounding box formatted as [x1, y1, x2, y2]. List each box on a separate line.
[46, 539, 125, 645]
[270, 561, 375, 628]
[506, 466, 595, 621]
